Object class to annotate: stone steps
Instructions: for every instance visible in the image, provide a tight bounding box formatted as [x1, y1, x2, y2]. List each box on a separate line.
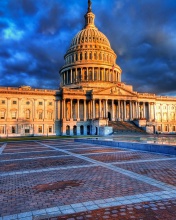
[108, 121, 146, 134]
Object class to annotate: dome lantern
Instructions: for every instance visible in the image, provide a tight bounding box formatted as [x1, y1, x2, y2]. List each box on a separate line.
[84, 0, 96, 29]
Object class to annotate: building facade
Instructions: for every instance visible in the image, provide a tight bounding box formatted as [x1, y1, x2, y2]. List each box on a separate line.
[0, 1, 176, 137]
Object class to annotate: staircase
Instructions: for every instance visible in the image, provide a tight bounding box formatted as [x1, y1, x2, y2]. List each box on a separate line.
[108, 121, 146, 134]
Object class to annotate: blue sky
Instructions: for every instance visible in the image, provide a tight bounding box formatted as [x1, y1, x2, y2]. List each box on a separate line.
[0, 0, 176, 96]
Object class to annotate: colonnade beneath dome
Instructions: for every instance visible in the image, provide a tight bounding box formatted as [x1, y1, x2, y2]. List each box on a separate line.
[61, 99, 156, 122]
[61, 67, 121, 85]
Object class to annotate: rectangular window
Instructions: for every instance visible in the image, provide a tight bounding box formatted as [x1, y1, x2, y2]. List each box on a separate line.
[158, 126, 161, 132]
[12, 101, 17, 105]
[1, 100, 5, 104]
[39, 102, 43, 105]
[173, 126, 176, 132]
[38, 126, 42, 133]
[48, 102, 52, 106]
[39, 112, 43, 120]
[0, 112, 5, 119]
[11, 112, 17, 119]
[49, 126, 52, 133]
[0, 126, 4, 134]
[25, 127, 30, 134]
[165, 126, 167, 132]
[12, 126, 16, 134]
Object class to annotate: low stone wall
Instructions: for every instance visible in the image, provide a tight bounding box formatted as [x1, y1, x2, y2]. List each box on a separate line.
[75, 139, 176, 155]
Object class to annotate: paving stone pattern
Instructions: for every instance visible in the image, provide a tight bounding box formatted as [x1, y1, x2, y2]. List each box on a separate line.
[42, 198, 176, 220]
[86, 151, 172, 163]
[115, 160, 176, 186]
[0, 150, 68, 161]
[0, 139, 175, 220]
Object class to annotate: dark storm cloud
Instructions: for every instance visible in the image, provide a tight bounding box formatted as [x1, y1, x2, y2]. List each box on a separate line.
[0, 0, 176, 95]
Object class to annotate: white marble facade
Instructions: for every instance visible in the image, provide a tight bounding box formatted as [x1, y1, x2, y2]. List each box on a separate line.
[0, 2, 176, 137]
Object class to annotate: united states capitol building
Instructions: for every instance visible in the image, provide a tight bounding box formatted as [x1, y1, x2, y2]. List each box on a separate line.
[0, 1, 176, 137]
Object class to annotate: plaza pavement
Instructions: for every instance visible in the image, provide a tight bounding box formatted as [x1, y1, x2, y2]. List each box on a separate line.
[0, 139, 176, 220]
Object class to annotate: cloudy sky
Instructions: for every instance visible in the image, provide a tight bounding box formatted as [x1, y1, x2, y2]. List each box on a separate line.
[0, 0, 176, 96]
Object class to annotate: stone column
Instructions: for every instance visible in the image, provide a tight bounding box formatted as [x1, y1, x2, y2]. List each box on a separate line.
[143, 102, 146, 119]
[57, 100, 61, 120]
[130, 101, 133, 121]
[160, 104, 163, 122]
[44, 99, 47, 120]
[84, 99, 87, 121]
[75, 68, 78, 82]
[99, 99, 102, 118]
[123, 100, 126, 121]
[77, 99, 80, 121]
[18, 98, 22, 119]
[70, 99, 73, 120]
[148, 102, 151, 121]
[167, 104, 169, 122]
[105, 99, 108, 118]
[70, 69, 73, 84]
[135, 102, 139, 119]
[66, 71, 69, 84]
[86, 67, 88, 81]
[90, 100, 92, 119]
[6, 98, 10, 120]
[112, 99, 115, 121]
[63, 72, 65, 85]
[80, 68, 82, 82]
[92, 99, 95, 118]
[62, 99, 66, 119]
[118, 100, 121, 120]
[92, 67, 94, 81]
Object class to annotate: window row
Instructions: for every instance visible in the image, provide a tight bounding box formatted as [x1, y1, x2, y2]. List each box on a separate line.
[0, 125, 53, 134]
[65, 52, 114, 64]
[157, 105, 175, 110]
[157, 125, 176, 132]
[0, 111, 53, 120]
[0, 100, 53, 106]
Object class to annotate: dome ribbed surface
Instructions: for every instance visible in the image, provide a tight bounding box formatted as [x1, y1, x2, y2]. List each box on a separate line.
[70, 28, 111, 48]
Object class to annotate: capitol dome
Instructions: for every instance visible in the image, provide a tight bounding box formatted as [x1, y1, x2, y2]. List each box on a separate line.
[59, 0, 122, 88]
[70, 25, 111, 48]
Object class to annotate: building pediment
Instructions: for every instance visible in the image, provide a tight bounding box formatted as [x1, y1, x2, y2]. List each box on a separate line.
[94, 85, 137, 97]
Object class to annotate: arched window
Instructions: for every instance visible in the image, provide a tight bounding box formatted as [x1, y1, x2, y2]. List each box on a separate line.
[103, 54, 106, 61]
[107, 54, 109, 62]
[85, 52, 87, 60]
[99, 53, 102, 60]
[84, 70, 87, 81]
[89, 52, 92, 60]
[89, 69, 92, 80]
[66, 125, 70, 135]
[94, 52, 97, 60]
